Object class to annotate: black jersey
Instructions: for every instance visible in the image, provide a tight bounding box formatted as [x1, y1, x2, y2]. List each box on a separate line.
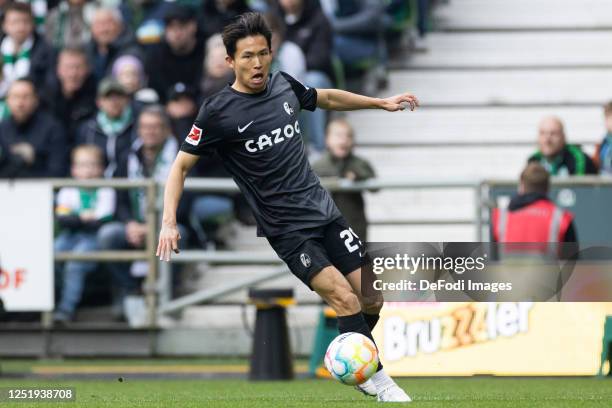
[180, 71, 341, 237]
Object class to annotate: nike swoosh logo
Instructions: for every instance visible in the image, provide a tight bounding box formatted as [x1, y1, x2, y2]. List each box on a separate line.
[238, 121, 254, 133]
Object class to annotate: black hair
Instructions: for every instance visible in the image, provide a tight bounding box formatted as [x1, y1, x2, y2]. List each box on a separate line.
[222, 12, 272, 58]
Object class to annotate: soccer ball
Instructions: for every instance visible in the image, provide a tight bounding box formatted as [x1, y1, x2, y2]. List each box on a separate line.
[324, 332, 379, 385]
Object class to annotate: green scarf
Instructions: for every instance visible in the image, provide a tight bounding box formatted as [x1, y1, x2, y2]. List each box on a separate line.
[0, 100, 8, 121]
[96, 106, 133, 137]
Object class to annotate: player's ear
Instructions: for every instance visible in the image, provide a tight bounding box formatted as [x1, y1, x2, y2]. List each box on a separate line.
[225, 55, 234, 70]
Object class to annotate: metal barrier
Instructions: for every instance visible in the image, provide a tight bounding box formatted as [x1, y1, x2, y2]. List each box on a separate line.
[50, 175, 612, 327]
[50, 179, 159, 328]
[479, 176, 612, 243]
[48, 177, 481, 328]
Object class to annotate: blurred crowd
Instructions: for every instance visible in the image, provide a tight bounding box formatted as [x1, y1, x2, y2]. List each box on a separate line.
[0, 0, 426, 322]
[3, 0, 608, 322]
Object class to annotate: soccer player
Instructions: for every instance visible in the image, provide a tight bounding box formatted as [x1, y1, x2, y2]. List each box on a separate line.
[157, 12, 418, 402]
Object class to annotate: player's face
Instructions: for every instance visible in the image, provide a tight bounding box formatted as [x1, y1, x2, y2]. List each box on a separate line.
[538, 118, 565, 158]
[227, 35, 272, 93]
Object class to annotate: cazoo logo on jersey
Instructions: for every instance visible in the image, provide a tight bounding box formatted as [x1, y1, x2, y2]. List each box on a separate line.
[244, 121, 301, 153]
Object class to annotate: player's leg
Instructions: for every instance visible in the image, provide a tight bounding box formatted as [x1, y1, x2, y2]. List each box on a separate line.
[323, 219, 411, 402]
[345, 267, 384, 333]
[344, 267, 411, 402]
[311, 268, 409, 402]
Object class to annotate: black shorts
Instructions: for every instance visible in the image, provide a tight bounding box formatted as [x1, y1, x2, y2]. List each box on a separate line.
[266, 216, 367, 289]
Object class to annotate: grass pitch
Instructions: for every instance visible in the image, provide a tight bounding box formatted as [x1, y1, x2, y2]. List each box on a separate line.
[1, 377, 612, 407]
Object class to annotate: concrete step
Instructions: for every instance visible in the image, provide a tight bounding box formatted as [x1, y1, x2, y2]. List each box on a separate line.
[387, 69, 612, 106]
[354, 145, 534, 179]
[368, 224, 476, 242]
[175, 264, 319, 304]
[178, 304, 321, 329]
[435, 0, 612, 31]
[365, 188, 475, 223]
[406, 31, 612, 69]
[347, 106, 603, 146]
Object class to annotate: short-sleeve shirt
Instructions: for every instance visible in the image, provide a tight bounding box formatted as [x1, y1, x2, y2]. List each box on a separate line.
[180, 71, 341, 237]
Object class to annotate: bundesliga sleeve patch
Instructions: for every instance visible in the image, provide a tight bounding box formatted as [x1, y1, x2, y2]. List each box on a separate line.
[185, 124, 203, 146]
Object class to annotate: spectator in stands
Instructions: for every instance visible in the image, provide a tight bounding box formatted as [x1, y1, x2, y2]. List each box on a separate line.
[276, 0, 333, 81]
[166, 82, 198, 142]
[44, 0, 96, 49]
[265, 12, 305, 81]
[312, 118, 375, 241]
[0, 78, 68, 177]
[320, 0, 386, 86]
[200, 0, 251, 41]
[594, 101, 612, 175]
[0, 57, 7, 119]
[53, 144, 116, 323]
[1, 2, 55, 91]
[528, 116, 597, 176]
[276, 0, 333, 152]
[200, 33, 233, 99]
[41, 47, 97, 146]
[145, 4, 204, 102]
[97, 106, 187, 296]
[76, 77, 135, 178]
[491, 162, 578, 257]
[112, 54, 159, 105]
[85, 7, 139, 82]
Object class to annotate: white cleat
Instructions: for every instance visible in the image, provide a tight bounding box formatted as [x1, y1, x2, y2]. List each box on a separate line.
[376, 384, 412, 403]
[354, 379, 377, 396]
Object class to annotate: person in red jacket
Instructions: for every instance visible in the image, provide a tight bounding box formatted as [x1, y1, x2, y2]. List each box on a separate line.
[491, 162, 578, 257]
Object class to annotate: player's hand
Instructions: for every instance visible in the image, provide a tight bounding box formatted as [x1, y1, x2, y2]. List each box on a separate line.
[380, 93, 420, 112]
[156, 222, 181, 262]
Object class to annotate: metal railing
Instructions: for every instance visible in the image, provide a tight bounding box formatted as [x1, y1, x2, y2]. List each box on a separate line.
[48, 177, 482, 328]
[50, 179, 159, 328]
[50, 175, 612, 327]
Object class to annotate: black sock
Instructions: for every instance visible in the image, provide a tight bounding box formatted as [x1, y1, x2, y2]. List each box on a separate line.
[337, 312, 383, 371]
[363, 312, 380, 332]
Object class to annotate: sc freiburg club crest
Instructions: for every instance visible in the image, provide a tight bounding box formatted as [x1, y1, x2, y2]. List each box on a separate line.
[300, 253, 311, 268]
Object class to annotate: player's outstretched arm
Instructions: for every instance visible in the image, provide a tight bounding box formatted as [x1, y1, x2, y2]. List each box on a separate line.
[156, 151, 199, 262]
[316, 88, 419, 112]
